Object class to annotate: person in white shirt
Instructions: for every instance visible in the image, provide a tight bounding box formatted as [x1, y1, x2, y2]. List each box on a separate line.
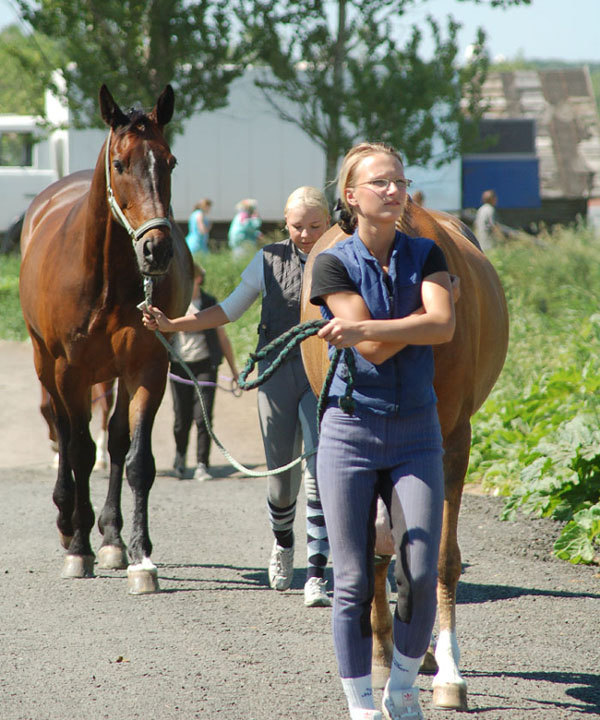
[474, 189, 504, 251]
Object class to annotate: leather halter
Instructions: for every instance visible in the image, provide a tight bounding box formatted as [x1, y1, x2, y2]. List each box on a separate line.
[104, 129, 172, 243]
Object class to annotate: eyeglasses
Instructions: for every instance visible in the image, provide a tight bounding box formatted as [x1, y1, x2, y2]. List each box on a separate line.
[355, 178, 413, 192]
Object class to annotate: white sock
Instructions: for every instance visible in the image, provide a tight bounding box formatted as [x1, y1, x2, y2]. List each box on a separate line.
[341, 674, 375, 714]
[387, 649, 424, 691]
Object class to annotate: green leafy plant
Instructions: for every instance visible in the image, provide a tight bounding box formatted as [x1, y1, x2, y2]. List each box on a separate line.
[469, 224, 600, 564]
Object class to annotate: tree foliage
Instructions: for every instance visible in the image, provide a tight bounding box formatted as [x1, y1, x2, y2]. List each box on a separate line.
[15, 0, 243, 138]
[0, 24, 63, 115]
[236, 0, 529, 195]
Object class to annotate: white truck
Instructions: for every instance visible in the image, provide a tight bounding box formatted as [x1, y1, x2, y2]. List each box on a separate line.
[1, 70, 461, 239]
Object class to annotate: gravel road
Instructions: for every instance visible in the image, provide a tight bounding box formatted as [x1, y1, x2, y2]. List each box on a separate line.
[0, 340, 598, 720]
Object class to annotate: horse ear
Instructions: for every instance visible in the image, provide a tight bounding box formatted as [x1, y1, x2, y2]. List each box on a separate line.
[99, 85, 129, 129]
[152, 84, 175, 127]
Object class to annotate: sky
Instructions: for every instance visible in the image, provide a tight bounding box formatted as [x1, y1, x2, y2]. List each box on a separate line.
[0, 0, 599, 64]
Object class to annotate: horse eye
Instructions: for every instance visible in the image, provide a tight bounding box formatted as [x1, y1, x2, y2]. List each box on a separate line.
[169, 156, 178, 170]
[113, 159, 124, 174]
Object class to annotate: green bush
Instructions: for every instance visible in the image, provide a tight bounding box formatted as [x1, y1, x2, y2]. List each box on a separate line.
[469, 223, 600, 564]
[0, 254, 27, 341]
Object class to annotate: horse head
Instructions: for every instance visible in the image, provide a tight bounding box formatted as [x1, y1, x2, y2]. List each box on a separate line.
[99, 84, 176, 276]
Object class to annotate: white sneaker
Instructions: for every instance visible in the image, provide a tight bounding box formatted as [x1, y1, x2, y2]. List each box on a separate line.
[350, 710, 383, 720]
[304, 577, 332, 607]
[268, 541, 294, 590]
[194, 463, 213, 482]
[382, 686, 424, 720]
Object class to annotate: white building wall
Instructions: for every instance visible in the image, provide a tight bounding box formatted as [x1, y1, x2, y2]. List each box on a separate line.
[1, 68, 461, 231]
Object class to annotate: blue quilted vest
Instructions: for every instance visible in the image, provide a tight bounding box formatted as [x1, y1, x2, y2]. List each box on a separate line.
[320, 229, 437, 415]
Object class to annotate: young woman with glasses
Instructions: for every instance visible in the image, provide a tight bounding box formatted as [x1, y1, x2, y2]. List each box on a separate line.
[309, 142, 456, 720]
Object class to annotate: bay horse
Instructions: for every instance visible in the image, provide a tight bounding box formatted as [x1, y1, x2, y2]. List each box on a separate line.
[40, 380, 116, 470]
[300, 197, 509, 709]
[19, 84, 193, 593]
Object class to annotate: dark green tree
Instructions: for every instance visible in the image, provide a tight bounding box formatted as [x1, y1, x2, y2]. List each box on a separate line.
[236, 0, 531, 199]
[15, 0, 243, 139]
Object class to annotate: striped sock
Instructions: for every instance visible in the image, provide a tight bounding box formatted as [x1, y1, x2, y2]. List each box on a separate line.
[306, 497, 329, 579]
[268, 499, 296, 548]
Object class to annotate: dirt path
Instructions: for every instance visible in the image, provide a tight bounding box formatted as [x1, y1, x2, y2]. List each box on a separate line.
[0, 340, 598, 720]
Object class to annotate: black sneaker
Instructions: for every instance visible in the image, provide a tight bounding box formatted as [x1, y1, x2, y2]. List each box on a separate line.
[173, 451, 186, 479]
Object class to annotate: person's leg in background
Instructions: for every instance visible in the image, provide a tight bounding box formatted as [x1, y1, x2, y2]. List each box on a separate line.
[257, 359, 303, 591]
[298, 387, 331, 606]
[192, 359, 217, 481]
[170, 360, 197, 479]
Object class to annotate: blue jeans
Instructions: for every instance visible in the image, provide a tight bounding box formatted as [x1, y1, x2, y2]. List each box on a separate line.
[317, 403, 444, 678]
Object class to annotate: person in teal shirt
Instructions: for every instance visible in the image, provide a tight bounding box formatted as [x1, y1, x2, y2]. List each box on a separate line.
[228, 198, 262, 256]
[186, 198, 212, 253]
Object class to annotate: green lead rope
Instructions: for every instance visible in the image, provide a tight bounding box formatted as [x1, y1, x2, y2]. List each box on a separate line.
[154, 319, 356, 478]
[237, 319, 356, 428]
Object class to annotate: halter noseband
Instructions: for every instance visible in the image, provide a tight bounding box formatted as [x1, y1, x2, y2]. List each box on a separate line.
[104, 129, 172, 243]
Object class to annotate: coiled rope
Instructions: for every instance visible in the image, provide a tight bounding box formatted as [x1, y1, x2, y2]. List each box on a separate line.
[153, 319, 356, 478]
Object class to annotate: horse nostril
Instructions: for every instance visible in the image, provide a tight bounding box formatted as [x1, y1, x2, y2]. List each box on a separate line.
[143, 239, 154, 260]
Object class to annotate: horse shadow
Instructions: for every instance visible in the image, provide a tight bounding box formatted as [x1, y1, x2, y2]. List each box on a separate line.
[462, 669, 600, 715]
[155, 462, 265, 481]
[455, 577, 600, 605]
[118, 561, 332, 596]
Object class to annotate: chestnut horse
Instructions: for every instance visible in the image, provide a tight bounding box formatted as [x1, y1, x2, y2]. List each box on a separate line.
[19, 85, 193, 593]
[300, 198, 509, 709]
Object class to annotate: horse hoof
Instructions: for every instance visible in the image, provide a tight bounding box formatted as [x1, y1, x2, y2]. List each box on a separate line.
[58, 532, 73, 550]
[61, 554, 95, 578]
[127, 565, 160, 594]
[97, 545, 128, 569]
[420, 649, 439, 674]
[432, 683, 468, 710]
[372, 663, 391, 689]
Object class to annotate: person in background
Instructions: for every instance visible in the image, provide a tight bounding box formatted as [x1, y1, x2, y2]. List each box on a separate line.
[185, 198, 213, 254]
[227, 198, 262, 256]
[474, 189, 504, 252]
[170, 262, 239, 482]
[310, 141, 456, 720]
[143, 187, 333, 608]
[412, 190, 425, 207]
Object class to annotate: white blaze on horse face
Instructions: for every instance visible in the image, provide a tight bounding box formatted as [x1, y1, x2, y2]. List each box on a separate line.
[143, 142, 164, 215]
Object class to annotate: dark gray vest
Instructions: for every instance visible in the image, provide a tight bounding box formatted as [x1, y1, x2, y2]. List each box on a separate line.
[257, 238, 303, 359]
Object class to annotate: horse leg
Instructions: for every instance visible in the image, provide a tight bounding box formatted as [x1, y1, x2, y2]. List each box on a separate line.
[97, 380, 129, 569]
[371, 553, 394, 688]
[93, 380, 115, 471]
[432, 421, 471, 710]
[124, 381, 164, 594]
[30, 339, 75, 549]
[55, 362, 97, 579]
[40, 384, 59, 459]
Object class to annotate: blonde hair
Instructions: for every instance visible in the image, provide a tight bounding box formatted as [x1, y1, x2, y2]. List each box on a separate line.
[235, 198, 257, 214]
[284, 186, 329, 219]
[337, 142, 404, 216]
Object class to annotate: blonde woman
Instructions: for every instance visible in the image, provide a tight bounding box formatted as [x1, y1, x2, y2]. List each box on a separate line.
[310, 143, 456, 720]
[143, 186, 332, 607]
